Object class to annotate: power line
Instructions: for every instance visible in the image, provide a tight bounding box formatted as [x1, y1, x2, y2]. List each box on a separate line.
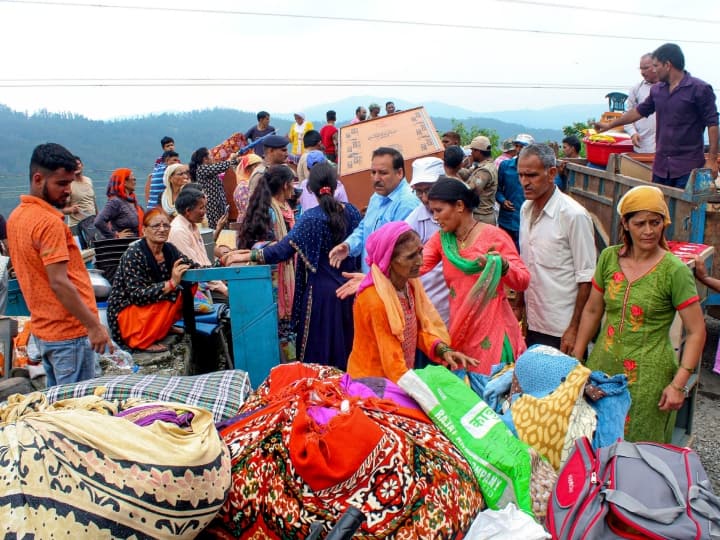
[2, 0, 719, 44]
[0, 78, 628, 90]
[501, 0, 720, 25]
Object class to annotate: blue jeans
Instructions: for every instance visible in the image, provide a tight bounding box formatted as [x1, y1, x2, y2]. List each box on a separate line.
[35, 335, 97, 387]
[653, 173, 691, 190]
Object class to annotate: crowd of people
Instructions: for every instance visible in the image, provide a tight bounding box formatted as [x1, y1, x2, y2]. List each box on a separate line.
[2, 42, 718, 450]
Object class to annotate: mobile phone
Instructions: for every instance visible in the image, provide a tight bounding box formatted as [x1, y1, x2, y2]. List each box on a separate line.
[224, 204, 230, 215]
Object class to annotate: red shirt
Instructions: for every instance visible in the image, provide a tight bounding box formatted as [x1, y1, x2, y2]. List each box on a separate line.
[8, 195, 97, 341]
[320, 124, 338, 155]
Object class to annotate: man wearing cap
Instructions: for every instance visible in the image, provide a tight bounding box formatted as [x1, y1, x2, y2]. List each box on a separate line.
[329, 147, 419, 273]
[459, 135, 498, 225]
[494, 138, 517, 168]
[248, 134, 290, 195]
[518, 143, 595, 354]
[368, 103, 381, 119]
[350, 106, 367, 125]
[404, 157, 450, 326]
[496, 133, 535, 248]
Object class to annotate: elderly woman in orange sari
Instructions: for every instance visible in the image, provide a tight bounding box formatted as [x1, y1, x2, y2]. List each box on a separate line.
[347, 221, 477, 383]
[107, 208, 193, 352]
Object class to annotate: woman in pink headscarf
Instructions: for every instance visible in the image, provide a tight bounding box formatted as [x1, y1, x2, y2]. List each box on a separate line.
[346, 221, 477, 383]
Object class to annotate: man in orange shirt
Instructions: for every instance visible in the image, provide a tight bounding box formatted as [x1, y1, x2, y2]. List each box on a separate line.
[7, 143, 112, 386]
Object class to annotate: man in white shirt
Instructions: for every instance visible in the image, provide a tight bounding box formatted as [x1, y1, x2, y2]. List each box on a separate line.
[626, 53, 658, 153]
[168, 188, 228, 301]
[404, 156, 449, 325]
[518, 144, 596, 353]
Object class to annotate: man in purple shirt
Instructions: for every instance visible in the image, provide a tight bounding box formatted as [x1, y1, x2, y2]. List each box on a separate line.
[596, 43, 718, 189]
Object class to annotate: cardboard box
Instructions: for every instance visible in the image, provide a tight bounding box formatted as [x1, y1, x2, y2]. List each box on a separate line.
[338, 107, 444, 209]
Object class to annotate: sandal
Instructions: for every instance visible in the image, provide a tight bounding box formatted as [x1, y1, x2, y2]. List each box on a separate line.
[144, 342, 169, 353]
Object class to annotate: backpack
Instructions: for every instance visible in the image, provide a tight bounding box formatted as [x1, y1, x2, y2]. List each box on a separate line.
[547, 436, 720, 540]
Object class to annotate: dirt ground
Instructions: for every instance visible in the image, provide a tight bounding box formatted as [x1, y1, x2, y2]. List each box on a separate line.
[694, 315, 720, 494]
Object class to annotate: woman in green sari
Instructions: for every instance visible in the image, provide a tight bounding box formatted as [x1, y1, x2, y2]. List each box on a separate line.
[573, 185, 706, 443]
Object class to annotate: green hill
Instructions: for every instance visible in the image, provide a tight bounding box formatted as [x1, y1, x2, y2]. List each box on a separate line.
[0, 104, 563, 218]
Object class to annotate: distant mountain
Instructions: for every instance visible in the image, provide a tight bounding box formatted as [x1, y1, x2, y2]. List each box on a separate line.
[0, 102, 569, 217]
[285, 96, 604, 131]
[0, 106, 293, 217]
[477, 104, 609, 130]
[287, 97, 479, 125]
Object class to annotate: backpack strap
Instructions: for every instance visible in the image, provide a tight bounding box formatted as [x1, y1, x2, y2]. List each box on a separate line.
[602, 442, 685, 524]
[688, 480, 720, 525]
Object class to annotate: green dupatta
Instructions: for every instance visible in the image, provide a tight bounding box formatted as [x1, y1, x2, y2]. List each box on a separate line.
[440, 230, 514, 364]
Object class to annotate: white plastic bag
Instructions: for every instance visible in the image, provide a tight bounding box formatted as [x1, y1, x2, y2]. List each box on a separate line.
[466, 504, 550, 540]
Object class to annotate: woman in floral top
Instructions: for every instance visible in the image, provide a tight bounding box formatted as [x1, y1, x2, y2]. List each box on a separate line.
[189, 147, 239, 228]
[573, 186, 706, 443]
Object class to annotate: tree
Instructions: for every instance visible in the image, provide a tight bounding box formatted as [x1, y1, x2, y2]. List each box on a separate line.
[561, 119, 596, 158]
[448, 120, 501, 158]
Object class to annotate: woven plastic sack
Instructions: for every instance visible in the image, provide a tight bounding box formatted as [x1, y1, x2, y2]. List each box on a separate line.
[399, 365, 533, 514]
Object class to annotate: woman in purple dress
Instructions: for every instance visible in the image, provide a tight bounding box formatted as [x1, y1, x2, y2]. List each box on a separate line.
[226, 162, 361, 368]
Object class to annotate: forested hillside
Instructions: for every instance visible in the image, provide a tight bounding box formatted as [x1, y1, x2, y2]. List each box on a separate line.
[0, 104, 562, 217]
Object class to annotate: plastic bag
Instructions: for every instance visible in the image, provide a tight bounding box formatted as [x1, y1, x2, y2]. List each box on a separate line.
[99, 342, 136, 371]
[398, 365, 533, 514]
[466, 504, 550, 540]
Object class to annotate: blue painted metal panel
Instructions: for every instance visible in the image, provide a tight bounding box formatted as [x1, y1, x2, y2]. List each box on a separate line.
[184, 266, 279, 387]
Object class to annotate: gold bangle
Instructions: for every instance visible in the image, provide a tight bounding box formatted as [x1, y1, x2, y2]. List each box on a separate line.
[679, 364, 695, 374]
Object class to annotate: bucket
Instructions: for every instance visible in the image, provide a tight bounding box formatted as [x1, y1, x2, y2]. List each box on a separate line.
[97, 301, 109, 332]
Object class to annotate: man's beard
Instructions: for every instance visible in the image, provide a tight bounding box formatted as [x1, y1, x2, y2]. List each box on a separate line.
[43, 183, 66, 209]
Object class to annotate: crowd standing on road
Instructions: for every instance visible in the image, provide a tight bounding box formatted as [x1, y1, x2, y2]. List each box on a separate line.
[2, 43, 718, 454]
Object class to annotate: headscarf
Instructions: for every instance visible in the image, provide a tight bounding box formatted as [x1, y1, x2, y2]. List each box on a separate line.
[617, 185, 671, 225]
[163, 163, 185, 188]
[235, 153, 263, 180]
[161, 163, 186, 217]
[106, 168, 144, 234]
[357, 222, 449, 343]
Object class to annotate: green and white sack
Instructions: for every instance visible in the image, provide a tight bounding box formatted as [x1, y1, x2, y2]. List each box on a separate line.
[398, 365, 533, 514]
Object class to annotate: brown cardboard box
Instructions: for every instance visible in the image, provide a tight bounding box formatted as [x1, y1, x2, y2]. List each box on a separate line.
[337, 107, 444, 209]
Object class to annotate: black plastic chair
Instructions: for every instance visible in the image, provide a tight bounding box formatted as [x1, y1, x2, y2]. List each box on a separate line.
[92, 237, 136, 283]
[605, 92, 629, 112]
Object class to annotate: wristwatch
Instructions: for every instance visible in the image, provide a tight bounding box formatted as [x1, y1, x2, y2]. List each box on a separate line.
[671, 382, 690, 397]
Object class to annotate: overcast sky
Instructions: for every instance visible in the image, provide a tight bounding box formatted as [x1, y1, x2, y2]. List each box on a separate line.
[1, 0, 718, 120]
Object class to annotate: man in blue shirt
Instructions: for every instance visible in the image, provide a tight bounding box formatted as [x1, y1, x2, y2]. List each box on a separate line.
[329, 147, 419, 272]
[146, 149, 179, 210]
[496, 133, 534, 248]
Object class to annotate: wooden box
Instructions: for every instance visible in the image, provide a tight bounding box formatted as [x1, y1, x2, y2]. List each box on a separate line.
[337, 107, 443, 209]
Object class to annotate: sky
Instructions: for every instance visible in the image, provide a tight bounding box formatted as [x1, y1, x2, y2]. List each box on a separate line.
[1, 0, 719, 121]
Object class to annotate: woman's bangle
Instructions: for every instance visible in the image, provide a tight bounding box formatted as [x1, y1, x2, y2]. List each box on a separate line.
[500, 258, 510, 276]
[436, 343, 454, 357]
[250, 249, 265, 264]
[167, 279, 176, 291]
[678, 364, 696, 375]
